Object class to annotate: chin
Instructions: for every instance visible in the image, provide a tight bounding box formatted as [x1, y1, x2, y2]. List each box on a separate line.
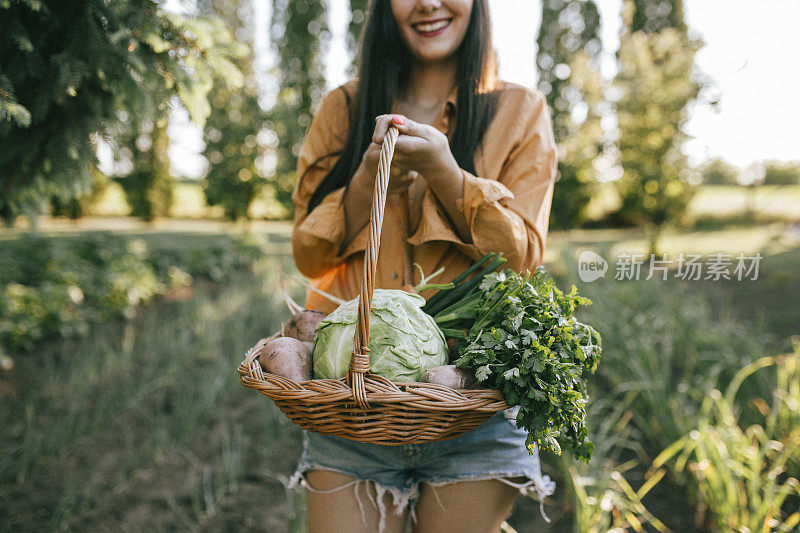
[409, 46, 459, 64]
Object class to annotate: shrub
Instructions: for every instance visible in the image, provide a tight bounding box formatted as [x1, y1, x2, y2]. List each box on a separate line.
[0, 232, 265, 353]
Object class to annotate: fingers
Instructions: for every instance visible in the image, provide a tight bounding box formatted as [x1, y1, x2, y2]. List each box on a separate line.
[388, 115, 429, 139]
[372, 115, 397, 145]
[372, 114, 430, 145]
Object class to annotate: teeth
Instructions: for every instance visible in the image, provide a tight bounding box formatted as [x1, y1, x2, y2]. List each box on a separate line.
[415, 19, 450, 33]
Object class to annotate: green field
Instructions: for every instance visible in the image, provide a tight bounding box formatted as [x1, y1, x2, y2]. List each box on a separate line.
[86, 181, 800, 226]
[1, 222, 798, 532]
[89, 181, 290, 220]
[582, 183, 800, 227]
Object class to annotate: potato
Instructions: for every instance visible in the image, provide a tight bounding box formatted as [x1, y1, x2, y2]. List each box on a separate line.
[422, 365, 476, 389]
[258, 336, 312, 382]
[284, 310, 327, 343]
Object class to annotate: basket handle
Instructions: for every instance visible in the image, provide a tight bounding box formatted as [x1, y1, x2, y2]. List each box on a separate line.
[346, 125, 400, 409]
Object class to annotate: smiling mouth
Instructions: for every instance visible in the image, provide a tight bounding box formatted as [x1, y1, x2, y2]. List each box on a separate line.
[412, 18, 453, 36]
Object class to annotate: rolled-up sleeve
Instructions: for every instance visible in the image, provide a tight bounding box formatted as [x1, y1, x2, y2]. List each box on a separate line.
[408, 90, 557, 272]
[291, 85, 363, 279]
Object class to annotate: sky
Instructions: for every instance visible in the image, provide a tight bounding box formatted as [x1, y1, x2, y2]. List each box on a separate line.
[154, 0, 800, 179]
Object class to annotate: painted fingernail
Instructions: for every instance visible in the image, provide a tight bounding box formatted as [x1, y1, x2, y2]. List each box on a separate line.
[392, 115, 405, 125]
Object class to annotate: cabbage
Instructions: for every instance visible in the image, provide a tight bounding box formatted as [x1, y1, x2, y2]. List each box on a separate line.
[312, 289, 448, 382]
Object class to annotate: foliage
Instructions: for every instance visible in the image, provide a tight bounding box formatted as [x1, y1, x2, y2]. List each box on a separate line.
[763, 160, 800, 186]
[442, 268, 602, 461]
[0, 264, 297, 530]
[699, 157, 739, 186]
[203, 88, 270, 220]
[0, 232, 264, 353]
[49, 164, 110, 219]
[575, 275, 772, 454]
[629, 0, 686, 34]
[652, 345, 800, 531]
[119, 117, 175, 220]
[0, 0, 244, 223]
[347, 0, 369, 74]
[201, 0, 270, 221]
[614, 22, 701, 254]
[565, 398, 669, 532]
[115, 12, 246, 221]
[537, 0, 605, 229]
[267, 0, 328, 211]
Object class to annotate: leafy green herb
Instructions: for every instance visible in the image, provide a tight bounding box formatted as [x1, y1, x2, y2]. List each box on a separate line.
[431, 265, 602, 462]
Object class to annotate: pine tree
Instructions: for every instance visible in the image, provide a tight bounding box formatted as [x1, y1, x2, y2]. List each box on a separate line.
[0, 0, 245, 224]
[614, 0, 701, 255]
[268, 0, 328, 211]
[200, 0, 269, 220]
[536, 0, 604, 229]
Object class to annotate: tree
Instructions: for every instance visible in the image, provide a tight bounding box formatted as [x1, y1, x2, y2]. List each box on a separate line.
[630, 0, 686, 34]
[117, 112, 174, 220]
[613, 0, 702, 255]
[267, 0, 328, 211]
[0, 0, 244, 224]
[200, 0, 269, 220]
[347, 0, 369, 75]
[762, 160, 800, 186]
[536, 0, 605, 229]
[116, 11, 246, 220]
[700, 157, 739, 186]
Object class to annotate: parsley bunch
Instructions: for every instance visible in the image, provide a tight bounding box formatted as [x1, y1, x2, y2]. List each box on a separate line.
[431, 265, 602, 462]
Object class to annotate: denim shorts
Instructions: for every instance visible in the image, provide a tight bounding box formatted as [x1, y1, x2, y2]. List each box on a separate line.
[287, 406, 555, 533]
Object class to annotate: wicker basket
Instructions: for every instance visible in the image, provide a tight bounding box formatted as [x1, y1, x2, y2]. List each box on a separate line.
[238, 125, 509, 445]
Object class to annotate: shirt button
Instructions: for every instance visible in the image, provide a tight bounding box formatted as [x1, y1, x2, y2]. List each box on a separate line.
[390, 272, 398, 280]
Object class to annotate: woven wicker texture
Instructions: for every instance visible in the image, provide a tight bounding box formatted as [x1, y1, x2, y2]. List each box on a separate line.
[238, 125, 509, 445]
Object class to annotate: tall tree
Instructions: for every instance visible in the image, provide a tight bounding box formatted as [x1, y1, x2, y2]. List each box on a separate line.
[536, 0, 604, 229]
[0, 0, 244, 224]
[116, 9, 246, 220]
[630, 0, 686, 34]
[117, 111, 174, 220]
[347, 0, 369, 75]
[614, 0, 701, 255]
[268, 0, 328, 211]
[200, 0, 269, 220]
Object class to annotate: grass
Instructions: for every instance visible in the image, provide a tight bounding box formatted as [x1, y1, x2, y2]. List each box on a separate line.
[1, 223, 798, 531]
[580, 182, 800, 229]
[89, 181, 289, 220]
[0, 258, 304, 531]
[83, 180, 800, 228]
[688, 185, 800, 220]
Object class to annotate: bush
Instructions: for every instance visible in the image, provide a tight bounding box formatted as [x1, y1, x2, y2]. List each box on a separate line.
[763, 160, 800, 186]
[652, 342, 800, 531]
[699, 158, 739, 186]
[0, 232, 265, 353]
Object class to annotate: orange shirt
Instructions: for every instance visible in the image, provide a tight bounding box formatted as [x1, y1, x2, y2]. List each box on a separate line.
[292, 79, 557, 314]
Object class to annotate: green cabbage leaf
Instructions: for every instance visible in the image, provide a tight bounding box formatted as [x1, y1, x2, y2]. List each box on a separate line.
[312, 289, 448, 382]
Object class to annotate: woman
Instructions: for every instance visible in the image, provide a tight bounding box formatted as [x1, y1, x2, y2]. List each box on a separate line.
[287, 0, 558, 531]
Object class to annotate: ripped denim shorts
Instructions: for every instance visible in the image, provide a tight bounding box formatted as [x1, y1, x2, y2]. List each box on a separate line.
[287, 405, 555, 533]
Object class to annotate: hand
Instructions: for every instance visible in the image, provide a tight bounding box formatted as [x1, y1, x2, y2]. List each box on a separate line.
[371, 114, 461, 185]
[355, 141, 417, 196]
[373, 114, 469, 242]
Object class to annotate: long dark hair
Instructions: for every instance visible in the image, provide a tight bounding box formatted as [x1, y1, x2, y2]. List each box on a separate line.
[306, 0, 499, 213]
